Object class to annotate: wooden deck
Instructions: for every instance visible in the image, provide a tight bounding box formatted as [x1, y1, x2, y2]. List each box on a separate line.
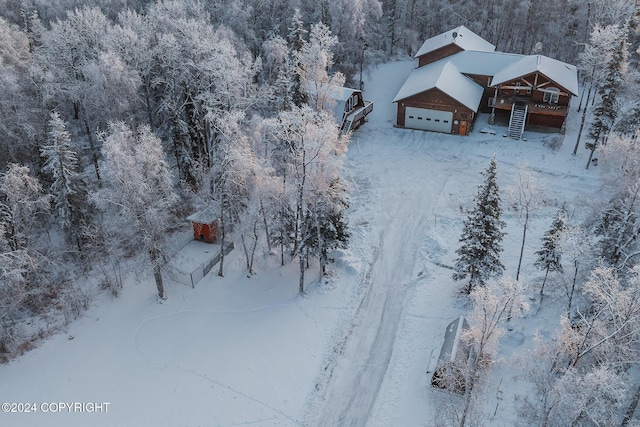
[492, 97, 568, 116]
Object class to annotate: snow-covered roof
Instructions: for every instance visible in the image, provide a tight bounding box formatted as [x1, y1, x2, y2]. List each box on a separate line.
[186, 207, 218, 224]
[414, 25, 495, 59]
[307, 84, 361, 122]
[490, 55, 579, 95]
[444, 50, 524, 77]
[392, 61, 484, 112]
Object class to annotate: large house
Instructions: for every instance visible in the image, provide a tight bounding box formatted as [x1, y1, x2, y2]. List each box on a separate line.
[393, 26, 579, 138]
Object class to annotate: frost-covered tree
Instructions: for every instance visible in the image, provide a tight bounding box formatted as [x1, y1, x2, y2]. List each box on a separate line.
[40, 111, 89, 249]
[534, 208, 567, 296]
[297, 22, 345, 113]
[0, 16, 44, 169]
[453, 155, 506, 294]
[565, 265, 640, 368]
[93, 122, 177, 300]
[459, 276, 528, 427]
[34, 6, 113, 180]
[508, 163, 542, 281]
[0, 164, 50, 251]
[266, 106, 348, 293]
[560, 225, 591, 318]
[586, 22, 630, 168]
[595, 132, 640, 269]
[207, 110, 259, 277]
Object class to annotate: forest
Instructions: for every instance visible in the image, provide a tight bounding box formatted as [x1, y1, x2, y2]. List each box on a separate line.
[0, 0, 640, 424]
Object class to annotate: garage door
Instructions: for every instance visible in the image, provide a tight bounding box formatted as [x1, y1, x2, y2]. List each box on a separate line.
[404, 107, 453, 133]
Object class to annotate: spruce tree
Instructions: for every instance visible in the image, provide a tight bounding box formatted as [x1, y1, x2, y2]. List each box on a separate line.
[534, 208, 567, 295]
[586, 23, 630, 168]
[453, 155, 506, 294]
[40, 111, 89, 250]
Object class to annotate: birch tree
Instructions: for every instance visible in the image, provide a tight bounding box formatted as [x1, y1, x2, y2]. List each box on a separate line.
[93, 122, 177, 300]
[0, 164, 50, 251]
[459, 276, 528, 427]
[508, 163, 542, 282]
[266, 106, 347, 293]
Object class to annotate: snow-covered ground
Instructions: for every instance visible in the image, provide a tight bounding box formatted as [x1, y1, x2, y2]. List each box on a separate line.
[0, 60, 600, 427]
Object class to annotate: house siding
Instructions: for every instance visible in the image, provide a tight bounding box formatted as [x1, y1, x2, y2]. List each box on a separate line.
[417, 44, 464, 67]
[396, 88, 475, 135]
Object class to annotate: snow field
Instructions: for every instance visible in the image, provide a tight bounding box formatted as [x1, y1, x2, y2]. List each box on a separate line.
[0, 59, 601, 427]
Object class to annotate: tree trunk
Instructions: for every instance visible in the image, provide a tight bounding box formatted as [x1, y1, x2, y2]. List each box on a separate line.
[218, 205, 226, 277]
[540, 266, 550, 295]
[516, 210, 529, 281]
[568, 259, 578, 319]
[573, 85, 593, 155]
[459, 360, 479, 427]
[299, 251, 305, 294]
[80, 107, 101, 181]
[260, 199, 271, 252]
[150, 248, 165, 299]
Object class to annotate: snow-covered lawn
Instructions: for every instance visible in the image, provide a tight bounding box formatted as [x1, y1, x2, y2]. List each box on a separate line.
[0, 60, 599, 427]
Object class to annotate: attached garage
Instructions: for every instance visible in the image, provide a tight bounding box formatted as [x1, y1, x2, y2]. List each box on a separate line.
[404, 107, 453, 133]
[393, 61, 483, 136]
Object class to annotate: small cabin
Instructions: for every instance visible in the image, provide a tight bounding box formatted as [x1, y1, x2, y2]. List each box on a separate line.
[186, 208, 218, 244]
[430, 316, 473, 394]
[310, 85, 374, 132]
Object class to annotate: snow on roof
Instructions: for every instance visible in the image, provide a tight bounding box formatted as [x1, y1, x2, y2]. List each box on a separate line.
[445, 50, 524, 77]
[307, 84, 361, 122]
[186, 207, 218, 224]
[414, 25, 496, 59]
[490, 55, 579, 95]
[392, 61, 484, 112]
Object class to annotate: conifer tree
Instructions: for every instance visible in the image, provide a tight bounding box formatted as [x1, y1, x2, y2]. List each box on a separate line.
[40, 111, 89, 250]
[534, 208, 567, 295]
[453, 155, 506, 294]
[586, 22, 630, 168]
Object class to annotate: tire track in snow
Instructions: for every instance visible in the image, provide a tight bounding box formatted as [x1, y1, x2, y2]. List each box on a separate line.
[310, 135, 431, 425]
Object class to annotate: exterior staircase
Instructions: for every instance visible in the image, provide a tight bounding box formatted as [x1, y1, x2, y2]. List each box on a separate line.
[507, 102, 527, 140]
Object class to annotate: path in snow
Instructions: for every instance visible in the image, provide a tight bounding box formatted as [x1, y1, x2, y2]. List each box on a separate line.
[313, 125, 467, 426]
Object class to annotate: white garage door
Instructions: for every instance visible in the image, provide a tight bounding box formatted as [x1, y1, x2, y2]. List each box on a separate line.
[404, 107, 453, 133]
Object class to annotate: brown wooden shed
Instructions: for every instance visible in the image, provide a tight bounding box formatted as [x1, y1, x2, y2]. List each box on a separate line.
[187, 208, 218, 244]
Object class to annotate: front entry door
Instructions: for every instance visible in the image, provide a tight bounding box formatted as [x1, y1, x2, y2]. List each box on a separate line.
[459, 120, 468, 135]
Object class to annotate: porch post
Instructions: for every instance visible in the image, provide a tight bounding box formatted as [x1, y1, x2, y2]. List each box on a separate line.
[489, 86, 498, 125]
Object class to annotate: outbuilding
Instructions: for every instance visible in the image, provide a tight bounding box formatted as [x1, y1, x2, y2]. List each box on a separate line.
[186, 208, 218, 244]
[430, 316, 473, 394]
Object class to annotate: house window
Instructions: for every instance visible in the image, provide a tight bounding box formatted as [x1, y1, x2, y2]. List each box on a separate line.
[408, 115, 414, 119]
[488, 97, 496, 107]
[543, 87, 560, 104]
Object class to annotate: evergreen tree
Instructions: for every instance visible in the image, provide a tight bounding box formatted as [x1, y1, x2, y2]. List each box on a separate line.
[586, 22, 630, 168]
[453, 155, 506, 294]
[40, 111, 89, 250]
[303, 177, 349, 276]
[287, 9, 307, 108]
[534, 208, 567, 295]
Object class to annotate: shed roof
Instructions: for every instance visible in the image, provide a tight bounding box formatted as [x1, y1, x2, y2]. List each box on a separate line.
[393, 61, 484, 112]
[414, 25, 495, 59]
[490, 55, 579, 95]
[186, 207, 218, 224]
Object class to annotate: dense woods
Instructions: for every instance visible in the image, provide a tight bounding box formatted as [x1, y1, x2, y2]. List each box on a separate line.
[1, 0, 640, 424]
